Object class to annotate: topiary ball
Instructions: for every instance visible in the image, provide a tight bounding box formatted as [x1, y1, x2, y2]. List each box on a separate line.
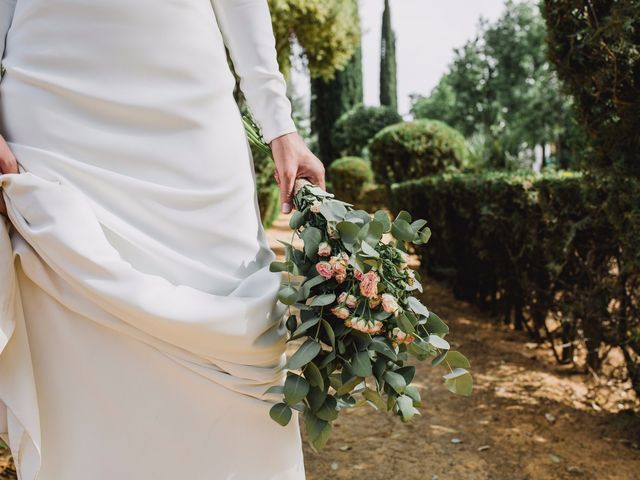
[369, 119, 469, 185]
[327, 156, 374, 205]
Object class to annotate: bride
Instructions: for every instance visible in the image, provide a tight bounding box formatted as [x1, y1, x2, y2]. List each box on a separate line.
[0, 0, 324, 478]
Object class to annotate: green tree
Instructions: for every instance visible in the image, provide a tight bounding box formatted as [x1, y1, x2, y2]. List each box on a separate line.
[310, 42, 364, 165]
[269, 0, 361, 80]
[542, 0, 640, 177]
[379, 0, 398, 111]
[411, 1, 584, 170]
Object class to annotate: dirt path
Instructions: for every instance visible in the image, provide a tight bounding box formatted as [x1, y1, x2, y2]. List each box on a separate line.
[1, 215, 639, 480]
[268, 213, 640, 480]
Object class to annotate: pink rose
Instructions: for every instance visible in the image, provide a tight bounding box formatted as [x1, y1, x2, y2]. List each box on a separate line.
[359, 271, 380, 298]
[335, 273, 347, 284]
[331, 306, 350, 320]
[381, 293, 400, 316]
[390, 327, 415, 345]
[368, 295, 382, 309]
[315, 261, 333, 279]
[368, 320, 384, 334]
[349, 318, 369, 333]
[354, 269, 364, 281]
[318, 241, 331, 257]
[345, 294, 358, 309]
[337, 291, 348, 304]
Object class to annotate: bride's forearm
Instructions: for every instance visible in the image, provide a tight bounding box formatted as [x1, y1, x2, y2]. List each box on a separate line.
[209, 0, 297, 145]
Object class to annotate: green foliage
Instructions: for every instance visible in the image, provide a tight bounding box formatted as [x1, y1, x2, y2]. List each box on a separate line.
[410, 0, 584, 169]
[390, 171, 640, 397]
[332, 104, 403, 158]
[379, 0, 398, 111]
[369, 119, 470, 185]
[541, 0, 640, 176]
[310, 42, 364, 165]
[327, 156, 374, 205]
[268, 0, 361, 80]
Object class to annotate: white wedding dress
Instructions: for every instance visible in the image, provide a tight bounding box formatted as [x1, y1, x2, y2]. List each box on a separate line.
[0, 1, 305, 479]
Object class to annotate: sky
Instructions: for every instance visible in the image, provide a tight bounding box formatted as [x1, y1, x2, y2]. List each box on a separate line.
[291, 0, 507, 118]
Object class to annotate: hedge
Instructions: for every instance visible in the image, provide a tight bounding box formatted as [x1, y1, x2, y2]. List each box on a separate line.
[390, 171, 640, 396]
[332, 104, 403, 158]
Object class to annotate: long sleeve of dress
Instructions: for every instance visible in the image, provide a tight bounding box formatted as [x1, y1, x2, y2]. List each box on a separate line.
[210, 0, 298, 144]
[1, 0, 17, 68]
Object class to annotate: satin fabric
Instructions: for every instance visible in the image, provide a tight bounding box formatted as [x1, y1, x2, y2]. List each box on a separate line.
[0, 0, 304, 478]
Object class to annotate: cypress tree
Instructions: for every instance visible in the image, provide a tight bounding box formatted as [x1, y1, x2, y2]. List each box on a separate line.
[310, 7, 363, 166]
[379, 0, 398, 112]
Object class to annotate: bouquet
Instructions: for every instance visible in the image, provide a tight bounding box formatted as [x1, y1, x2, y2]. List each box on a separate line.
[243, 115, 472, 451]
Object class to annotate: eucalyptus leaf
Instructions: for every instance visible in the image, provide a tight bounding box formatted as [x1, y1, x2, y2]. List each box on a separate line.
[406, 296, 429, 318]
[369, 337, 398, 360]
[286, 340, 321, 369]
[321, 319, 335, 348]
[428, 334, 451, 350]
[335, 376, 364, 396]
[383, 371, 406, 394]
[425, 311, 449, 336]
[284, 373, 310, 404]
[300, 275, 328, 298]
[303, 362, 324, 390]
[374, 210, 391, 232]
[350, 351, 373, 377]
[315, 395, 338, 422]
[395, 210, 412, 223]
[291, 316, 321, 338]
[309, 293, 336, 307]
[397, 312, 416, 334]
[444, 351, 471, 368]
[300, 226, 323, 260]
[443, 368, 473, 396]
[391, 218, 416, 242]
[362, 388, 385, 410]
[278, 286, 298, 305]
[305, 411, 332, 451]
[269, 403, 292, 426]
[269, 260, 294, 273]
[263, 385, 284, 395]
[289, 210, 306, 229]
[396, 394, 420, 421]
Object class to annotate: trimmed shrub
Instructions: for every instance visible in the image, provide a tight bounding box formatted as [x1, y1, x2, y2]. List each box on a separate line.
[332, 104, 403, 157]
[369, 119, 469, 185]
[389, 172, 640, 397]
[250, 142, 280, 228]
[327, 156, 373, 205]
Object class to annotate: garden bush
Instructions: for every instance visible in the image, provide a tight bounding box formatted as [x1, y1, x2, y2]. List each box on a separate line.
[250, 142, 280, 228]
[327, 156, 373, 205]
[332, 104, 403, 157]
[390, 171, 640, 397]
[369, 119, 469, 185]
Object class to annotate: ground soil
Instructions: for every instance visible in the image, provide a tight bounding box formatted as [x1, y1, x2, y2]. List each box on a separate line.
[1, 214, 639, 480]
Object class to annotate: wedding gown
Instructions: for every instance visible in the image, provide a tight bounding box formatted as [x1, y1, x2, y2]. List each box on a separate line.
[0, 0, 306, 479]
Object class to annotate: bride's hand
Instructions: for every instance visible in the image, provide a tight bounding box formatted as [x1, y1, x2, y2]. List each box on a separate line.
[269, 131, 325, 214]
[0, 134, 19, 215]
